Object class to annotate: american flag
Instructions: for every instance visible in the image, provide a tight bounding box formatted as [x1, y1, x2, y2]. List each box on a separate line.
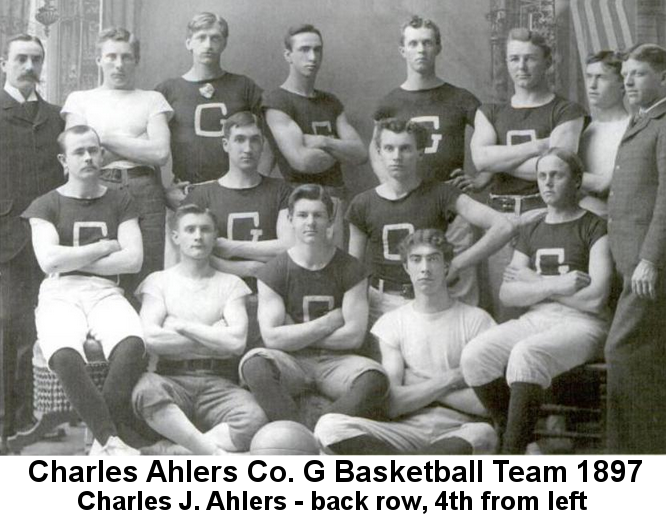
[570, 0, 635, 71]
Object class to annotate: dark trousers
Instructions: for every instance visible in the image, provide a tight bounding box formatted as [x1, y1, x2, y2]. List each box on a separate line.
[0, 244, 42, 438]
[605, 272, 666, 454]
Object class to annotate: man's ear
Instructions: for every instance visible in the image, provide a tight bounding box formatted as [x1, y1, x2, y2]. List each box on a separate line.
[222, 137, 229, 153]
[57, 153, 67, 170]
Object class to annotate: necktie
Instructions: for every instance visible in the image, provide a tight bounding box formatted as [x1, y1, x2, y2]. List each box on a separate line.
[23, 100, 39, 121]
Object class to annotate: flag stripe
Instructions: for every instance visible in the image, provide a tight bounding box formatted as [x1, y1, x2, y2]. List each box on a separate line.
[614, 0, 634, 50]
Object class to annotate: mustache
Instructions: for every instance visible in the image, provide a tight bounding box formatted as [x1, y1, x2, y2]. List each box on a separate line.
[19, 72, 41, 82]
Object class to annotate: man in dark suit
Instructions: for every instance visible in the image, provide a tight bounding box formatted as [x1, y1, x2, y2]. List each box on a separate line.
[606, 43, 666, 454]
[0, 34, 64, 452]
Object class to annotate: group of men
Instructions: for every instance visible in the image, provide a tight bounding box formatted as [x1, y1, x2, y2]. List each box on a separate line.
[0, 11, 664, 455]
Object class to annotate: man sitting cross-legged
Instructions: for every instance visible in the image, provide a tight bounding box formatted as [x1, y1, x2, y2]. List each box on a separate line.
[461, 148, 612, 454]
[22, 125, 146, 455]
[240, 184, 388, 426]
[316, 229, 497, 455]
[133, 205, 267, 455]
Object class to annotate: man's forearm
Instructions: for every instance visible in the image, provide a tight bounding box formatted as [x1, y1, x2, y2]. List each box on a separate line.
[263, 315, 338, 352]
[38, 241, 114, 274]
[216, 237, 290, 262]
[320, 137, 367, 166]
[177, 321, 245, 357]
[102, 134, 169, 167]
[78, 249, 142, 276]
[454, 219, 514, 271]
[389, 372, 462, 419]
[473, 140, 545, 173]
[210, 256, 264, 278]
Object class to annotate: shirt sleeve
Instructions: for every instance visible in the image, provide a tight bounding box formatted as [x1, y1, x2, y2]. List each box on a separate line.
[478, 103, 496, 126]
[437, 182, 462, 217]
[463, 306, 497, 344]
[21, 193, 55, 223]
[256, 254, 287, 297]
[135, 271, 164, 303]
[463, 90, 481, 127]
[226, 275, 253, 302]
[341, 253, 370, 290]
[553, 98, 587, 126]
[183, 184, 207, 209]
[327, 92, 344, 118]
[372, 92, 396, 121]
[585, 213, 608, 249]
[116, 190, 140, 223]
[277, 181, 292, 210]
[148, 91, 174, 122]
[514, 223, 531, 257]
[262, 89, 291, 115]
[345, 192, 368, 231]
[60, 91, 85, 121]
[371, 311, 401, 348]
[246, 78, 264, 114]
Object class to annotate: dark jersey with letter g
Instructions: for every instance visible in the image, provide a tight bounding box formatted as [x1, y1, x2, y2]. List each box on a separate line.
[263, 88, 344, 187]
[156, 74, 263, 184]
[374, 83, 480, 182]
[515, 211, 607, 276]
[479, 95, 586, 196]
[257, 249, 367, 324]
[346, 181, 461, 285]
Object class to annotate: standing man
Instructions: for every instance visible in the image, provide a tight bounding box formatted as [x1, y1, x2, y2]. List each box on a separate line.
[62, 27, 173, 298]
[347, 118, 513, 328]
[240, 185, 387, 426]
[156, 12, 270, 207]
[184, 111, 292, 347]
[133, 205, 267, 455]
[316, 229, 497, 455]
[580, 51, 630, 219]
[0, 34, 64, 451]
[370, 15, 482, 303]
[470, 28, 586, 321]
[23, 125, 147, 455]
[606, 44, 666, 454]
[263, 24, 367, 247]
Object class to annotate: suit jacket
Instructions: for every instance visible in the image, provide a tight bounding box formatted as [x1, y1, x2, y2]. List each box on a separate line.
[608, 100, 666, 276]
[0, 89, 64, 263]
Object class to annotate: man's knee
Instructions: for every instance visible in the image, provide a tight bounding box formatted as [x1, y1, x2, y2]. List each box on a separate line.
[48, 347, 85, 372]
[351, 370, 389, 398]
[461, 337, 502, 387]
[228, 403, 268, 451]
[506, 342, 551, 388]
[241, 353, 278, 388]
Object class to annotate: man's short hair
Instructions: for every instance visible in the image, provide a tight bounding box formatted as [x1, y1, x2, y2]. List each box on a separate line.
[535, 147, 584, 182]
[3, 33, 44, 58]
[284, 24, 323, 50]
[399, 229, 454, 264]
[186, 12, 229, 39]
[222, 111, 263, 140]
[374, 118, 429, 151]
[622, 43, 666, 73]
[586, 50, 623, 78]
[507, 28, 552, 62]
[57, 125, 101, 153]
[96, 27, 140, 61]
[288, 184, 334, 219]
[172, 204, 218, 233]
[400, 15, 441, 46]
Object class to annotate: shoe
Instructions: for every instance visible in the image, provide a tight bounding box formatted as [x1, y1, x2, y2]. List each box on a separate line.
[90, 436, 140, 456]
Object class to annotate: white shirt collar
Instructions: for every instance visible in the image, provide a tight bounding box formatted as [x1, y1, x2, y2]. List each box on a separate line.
[3, 82, 38, 103]
[639, 96, 666, 115]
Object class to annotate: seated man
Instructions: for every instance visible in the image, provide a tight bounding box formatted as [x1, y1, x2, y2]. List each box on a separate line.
[240, 185, 388, 426]
[316, 229, 497, 455]
[461, 148, 612, 454]
[22, 125, 146, 455]
[184, 111, 293, 348]
[133, 205, 267, 455]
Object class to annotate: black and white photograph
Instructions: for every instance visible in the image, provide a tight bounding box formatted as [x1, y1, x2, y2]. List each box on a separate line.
[0, 0, 665, 459]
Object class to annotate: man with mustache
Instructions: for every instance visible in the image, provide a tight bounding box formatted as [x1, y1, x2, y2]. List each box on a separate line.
[0, 34, 65, 453]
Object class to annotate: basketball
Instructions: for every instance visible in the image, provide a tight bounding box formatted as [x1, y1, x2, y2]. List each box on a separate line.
[250, 421, 320, 455]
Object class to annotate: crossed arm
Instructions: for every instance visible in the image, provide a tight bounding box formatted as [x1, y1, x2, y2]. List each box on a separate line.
[140, 293, 248, 360]
[257, 279, 368, 352]
[470, 110, 584, 188]
[29, 218, 143, 276]
[65, 112, 171, 167]
[500, 236, 612, 314]
[265, 109, 366, 174]
[379, 339, 468, 419]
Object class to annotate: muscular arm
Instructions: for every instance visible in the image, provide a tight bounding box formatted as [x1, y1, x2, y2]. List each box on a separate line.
[552, 236, 612, 314]
[29, 218, 119, 274]
[265, 108, 336, 173]
[470, 110, 548, 175]
[582, 171, 612, 196]
[215, 209, 294, 262]
[304, 112, 367, 166]
[98, 113, 171, 168]
[380, 339, 465, 419]
[450, 194, 515, 276]
[210, 256, 265, 279]
[313, 279, 368, 351]
[257, 280, 344, 352]
[173, 296, 249, 357]
[79, 218, 143, 275]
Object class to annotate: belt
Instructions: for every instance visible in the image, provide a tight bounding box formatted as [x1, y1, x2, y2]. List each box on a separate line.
[371, 277, 414, 298]
[55, 272, 119, 283]
[489, 194, 545, 214]
[100, 166, 155, 183]
[157, 358, 235, 375]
